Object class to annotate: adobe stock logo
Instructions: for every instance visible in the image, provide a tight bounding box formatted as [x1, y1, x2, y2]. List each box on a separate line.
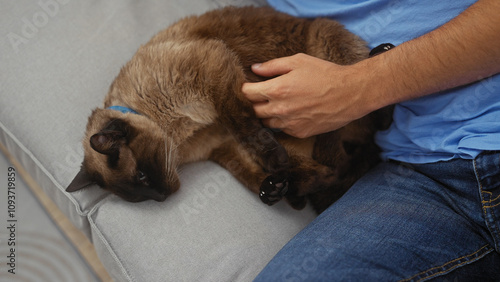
[7, 0, 70, 53]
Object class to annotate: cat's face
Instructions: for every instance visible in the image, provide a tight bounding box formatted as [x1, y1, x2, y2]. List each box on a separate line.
[67, 109, 180, 202]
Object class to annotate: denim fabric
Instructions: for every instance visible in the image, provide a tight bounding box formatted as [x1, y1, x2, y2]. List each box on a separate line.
[255, 151, 500, 281]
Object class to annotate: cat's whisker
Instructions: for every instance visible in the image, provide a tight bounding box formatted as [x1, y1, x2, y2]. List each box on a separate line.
[177, 166, 185, 177]
[164, 137, 171, 178]
[164, 133, 177, 181]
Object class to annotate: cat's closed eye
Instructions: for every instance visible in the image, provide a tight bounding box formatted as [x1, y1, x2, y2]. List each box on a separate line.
[137, 170, 150, 186]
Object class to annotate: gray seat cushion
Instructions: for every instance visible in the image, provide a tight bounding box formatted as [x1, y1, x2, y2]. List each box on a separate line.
[0, 0, 316, 280]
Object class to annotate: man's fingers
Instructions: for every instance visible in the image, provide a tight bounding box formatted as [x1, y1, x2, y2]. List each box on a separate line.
[250, 56, 295, 77]
[251, 100, 273, 119]
[262, 118, 309, 139]
[243, 55, 300, 103]
[261, 117, 285, 129]
[242, 81, 271, 103]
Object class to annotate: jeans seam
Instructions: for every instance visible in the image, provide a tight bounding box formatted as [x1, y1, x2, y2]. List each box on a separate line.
[474, 158, 500, 250]
[481, 193, 500, 204]
[399, 245, 494, 282]
[483, 201, 500, 209]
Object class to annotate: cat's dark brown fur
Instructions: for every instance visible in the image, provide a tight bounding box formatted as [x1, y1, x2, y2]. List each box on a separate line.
[67, 6, 392, 213]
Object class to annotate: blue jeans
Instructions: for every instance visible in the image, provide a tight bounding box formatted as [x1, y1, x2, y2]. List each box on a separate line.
[255, 151, 500, 281]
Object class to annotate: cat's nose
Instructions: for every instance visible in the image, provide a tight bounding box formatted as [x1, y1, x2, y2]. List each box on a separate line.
[152, 192, 168, 202]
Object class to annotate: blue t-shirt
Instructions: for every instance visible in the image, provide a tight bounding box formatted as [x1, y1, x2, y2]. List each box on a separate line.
[268, 0, 500, 163]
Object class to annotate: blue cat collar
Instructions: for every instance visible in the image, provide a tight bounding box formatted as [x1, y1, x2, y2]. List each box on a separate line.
[107, 105, 140, 115]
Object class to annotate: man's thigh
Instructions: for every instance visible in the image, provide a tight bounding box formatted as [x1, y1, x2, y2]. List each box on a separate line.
[255, 160, 500, 281]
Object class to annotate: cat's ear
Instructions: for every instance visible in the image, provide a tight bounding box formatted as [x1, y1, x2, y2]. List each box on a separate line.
[90, 119, 130, 155]
[90, 132, 124, 155]
[66, 167, 95, 192]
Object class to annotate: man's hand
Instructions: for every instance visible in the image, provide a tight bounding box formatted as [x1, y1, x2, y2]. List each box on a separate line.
[242, 53, 370, 138]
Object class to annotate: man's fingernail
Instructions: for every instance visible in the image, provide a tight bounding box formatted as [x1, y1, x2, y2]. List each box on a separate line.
[252, 63, 262, 69]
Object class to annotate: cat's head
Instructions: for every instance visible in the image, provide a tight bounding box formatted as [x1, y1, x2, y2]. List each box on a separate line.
[66, 108, 180, 202]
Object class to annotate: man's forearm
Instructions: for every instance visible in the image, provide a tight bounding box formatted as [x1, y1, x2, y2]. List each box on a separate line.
[361, 0, 500, 112]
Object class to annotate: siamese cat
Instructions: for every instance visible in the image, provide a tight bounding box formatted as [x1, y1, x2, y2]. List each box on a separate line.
[66, 6, 392, 213]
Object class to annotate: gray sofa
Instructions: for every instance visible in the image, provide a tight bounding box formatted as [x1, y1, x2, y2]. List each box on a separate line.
[1, 0, 317, 281]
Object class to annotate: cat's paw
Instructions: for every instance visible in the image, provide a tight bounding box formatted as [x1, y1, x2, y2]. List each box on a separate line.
[259, 174, 289, 206]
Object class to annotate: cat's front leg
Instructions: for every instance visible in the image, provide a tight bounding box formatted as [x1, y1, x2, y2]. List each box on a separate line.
[209, 139, 290, 206]
[214, 93, 291, 204]
[236, 122, 291, 205]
